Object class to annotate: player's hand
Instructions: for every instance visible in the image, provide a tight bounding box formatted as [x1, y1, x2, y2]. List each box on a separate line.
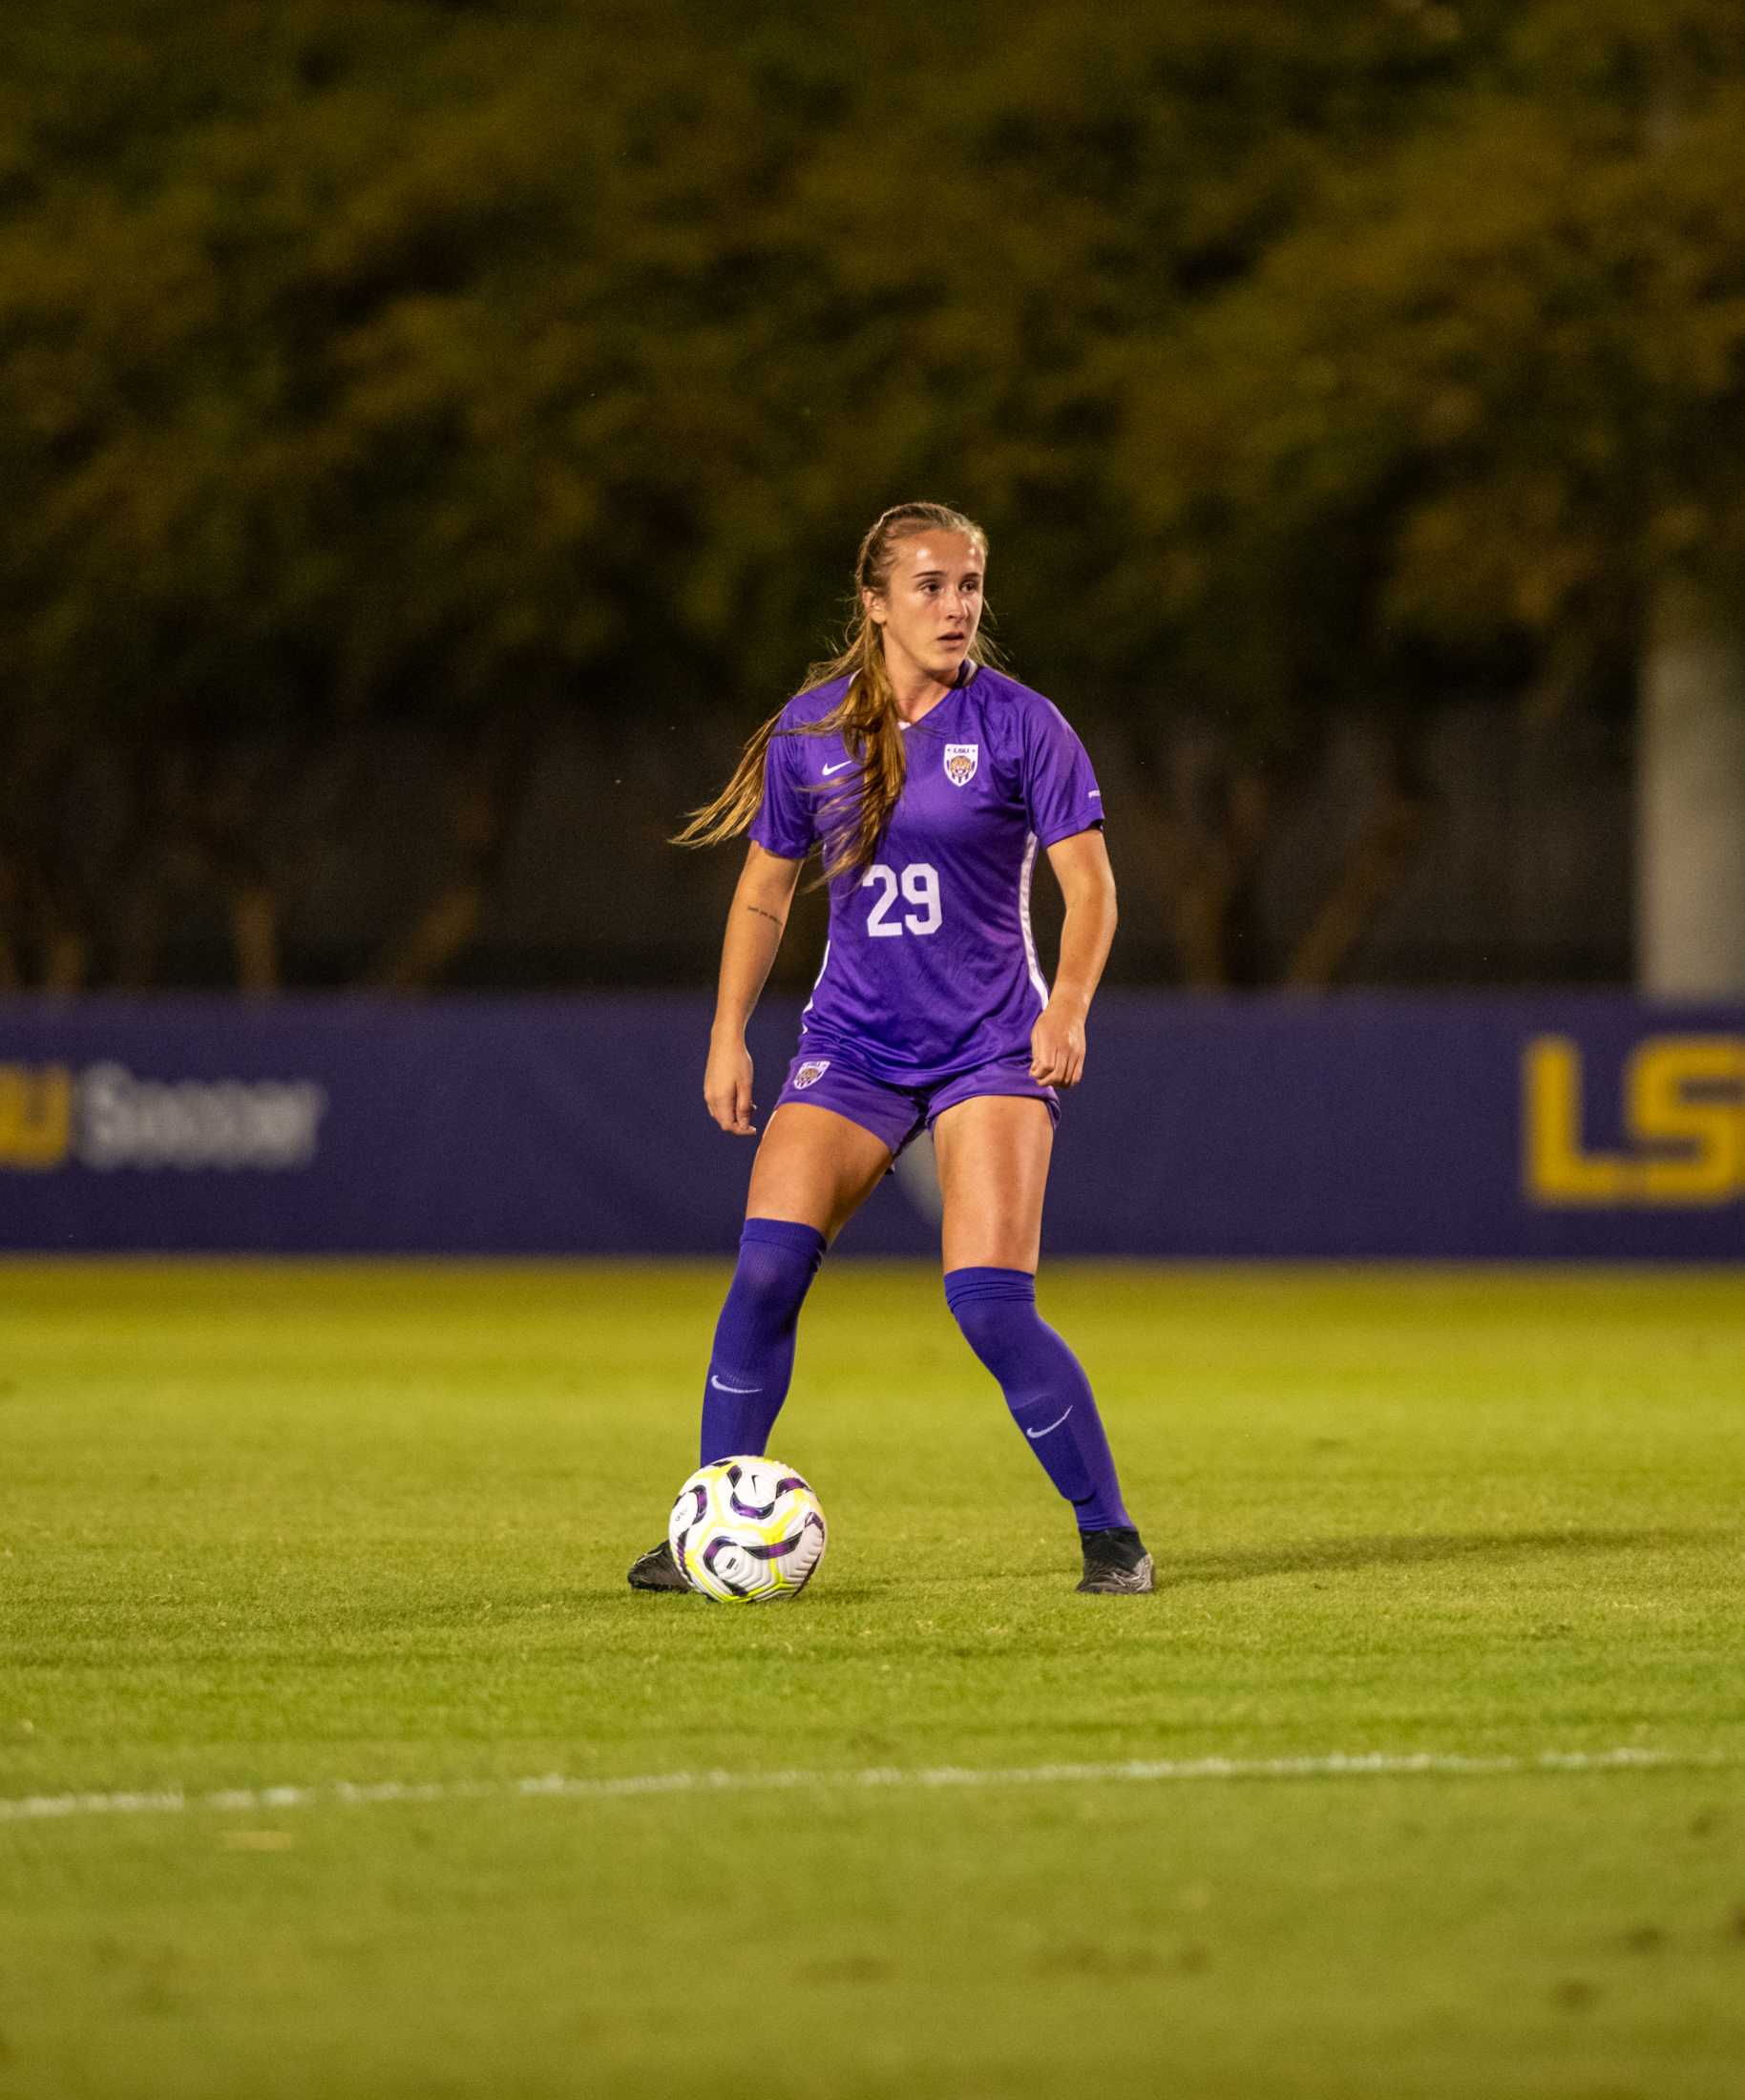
[704, 1035, 757, 1135]
[1029, 1002, 1086, 1088]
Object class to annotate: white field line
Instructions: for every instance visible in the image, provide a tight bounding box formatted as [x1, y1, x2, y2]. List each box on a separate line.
[1, 1747, 1736, 1827]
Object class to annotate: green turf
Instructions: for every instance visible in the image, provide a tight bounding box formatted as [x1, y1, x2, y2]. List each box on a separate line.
[2, 1260, 1742, 2100]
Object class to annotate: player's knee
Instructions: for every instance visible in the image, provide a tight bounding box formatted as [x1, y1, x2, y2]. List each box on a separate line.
[729, 1219, 827, 1328]
[731, 1247, 806, 1323]
[943, 1266, 1038, 1375]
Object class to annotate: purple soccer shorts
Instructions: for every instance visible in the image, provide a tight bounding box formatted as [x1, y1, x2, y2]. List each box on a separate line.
[769, 1046, 1060, 1160]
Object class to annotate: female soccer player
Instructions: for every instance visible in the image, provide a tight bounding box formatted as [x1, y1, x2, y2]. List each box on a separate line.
[629, 501, 1151, 1595]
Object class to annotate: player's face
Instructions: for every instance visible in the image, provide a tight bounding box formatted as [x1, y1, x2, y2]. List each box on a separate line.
[865, 533, 985, 692]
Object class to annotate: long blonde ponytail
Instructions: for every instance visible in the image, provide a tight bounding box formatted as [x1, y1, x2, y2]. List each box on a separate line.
[673, 502, 997, 882]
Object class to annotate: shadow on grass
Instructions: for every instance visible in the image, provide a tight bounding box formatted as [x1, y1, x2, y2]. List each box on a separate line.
[1163, 1528, 1721, 1588]
[605, 1580, 896, 1607]
[571, 1530, 1729, 1603]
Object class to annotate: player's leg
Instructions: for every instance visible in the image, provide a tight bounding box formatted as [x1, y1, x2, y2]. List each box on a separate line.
[933, 1094, 1151, 1593]
[745, 1102, 894, 1241]
[935, 1091, 1053, 1274]
[629, 1099, 896, 1591]
[698, 1102, 894, 1464]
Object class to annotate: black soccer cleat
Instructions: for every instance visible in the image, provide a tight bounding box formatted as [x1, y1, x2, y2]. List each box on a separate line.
[626, 1540, 690, 1592]
[1076, 1525, 1155, 1595]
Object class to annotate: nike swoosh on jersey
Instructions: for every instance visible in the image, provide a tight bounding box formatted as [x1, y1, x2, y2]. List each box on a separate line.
[709, 1375, 762, 1394]
[1026, 1407, 1074, 1440]
[820, 759, 855, 776]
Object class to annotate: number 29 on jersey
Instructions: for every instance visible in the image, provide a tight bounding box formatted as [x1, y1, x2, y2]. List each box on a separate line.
[862, 862, 941, 937]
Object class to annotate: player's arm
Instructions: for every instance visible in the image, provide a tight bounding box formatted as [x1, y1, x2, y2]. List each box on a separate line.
[1030, 828, 1117, 1088]
[704, 841, 805, 1135]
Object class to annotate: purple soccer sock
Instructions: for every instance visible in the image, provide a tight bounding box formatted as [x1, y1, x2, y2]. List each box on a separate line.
[699, 1218, 828, 1465]
[943, 1266, 1133, 1533]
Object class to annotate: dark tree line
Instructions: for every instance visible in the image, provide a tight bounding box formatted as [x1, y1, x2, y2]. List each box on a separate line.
[2, 0, 1742, 988]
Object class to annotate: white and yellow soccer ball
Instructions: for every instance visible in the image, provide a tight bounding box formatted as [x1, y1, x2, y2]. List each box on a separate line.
[667, 1458, 827, 1603]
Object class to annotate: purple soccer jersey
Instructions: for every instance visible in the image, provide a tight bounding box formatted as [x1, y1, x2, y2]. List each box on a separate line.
[748, 664, 1104, 1084]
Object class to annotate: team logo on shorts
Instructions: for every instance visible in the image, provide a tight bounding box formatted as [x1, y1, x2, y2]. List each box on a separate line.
[943, 743, 979, 788]
[792, 1060, 831, 1091]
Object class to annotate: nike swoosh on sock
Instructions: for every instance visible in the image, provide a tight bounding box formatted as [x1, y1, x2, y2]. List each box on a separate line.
[1025, 1407, 1074, 1440]
[709, 1375, 763, 1394]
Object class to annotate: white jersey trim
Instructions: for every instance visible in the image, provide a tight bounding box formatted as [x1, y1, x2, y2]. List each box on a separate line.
[802, 938, 831, 1017]
[1019, 831, 1049, 1008]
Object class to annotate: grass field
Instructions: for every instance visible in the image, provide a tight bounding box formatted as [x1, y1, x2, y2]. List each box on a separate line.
[3, 1259, 1743, 2100]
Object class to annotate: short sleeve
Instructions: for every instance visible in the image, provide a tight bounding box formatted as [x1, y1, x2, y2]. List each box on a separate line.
[1021, 701, 1104, 847]
[748, 726, 814, 860]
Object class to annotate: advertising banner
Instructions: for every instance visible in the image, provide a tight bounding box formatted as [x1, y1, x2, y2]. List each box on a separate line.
[0, 995, 1740, 1258]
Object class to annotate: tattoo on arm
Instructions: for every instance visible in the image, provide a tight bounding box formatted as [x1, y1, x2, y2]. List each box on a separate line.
[746, 904, 783, 930]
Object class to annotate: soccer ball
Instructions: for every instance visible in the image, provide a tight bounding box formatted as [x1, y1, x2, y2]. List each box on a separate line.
[667, 1458, 828, 1603]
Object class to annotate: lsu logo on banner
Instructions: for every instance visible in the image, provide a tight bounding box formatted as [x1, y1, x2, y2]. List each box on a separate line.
[0, 1064, 74, 1169]
[0, 1061, 326, 1172]
[1524, 1034, 1745, 1207]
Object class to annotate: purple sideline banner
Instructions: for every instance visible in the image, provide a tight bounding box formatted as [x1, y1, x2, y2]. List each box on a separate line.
[0, 995, 1741, 1258]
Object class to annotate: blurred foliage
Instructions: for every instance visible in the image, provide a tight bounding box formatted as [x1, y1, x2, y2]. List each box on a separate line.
[0, 0, 1516, 726]
[1, 0, 1741, 984]
[1119, 0, 1745, 734]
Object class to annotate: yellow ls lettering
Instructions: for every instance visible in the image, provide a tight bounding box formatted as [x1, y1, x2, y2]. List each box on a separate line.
[1524, 1035, 1745, 1208]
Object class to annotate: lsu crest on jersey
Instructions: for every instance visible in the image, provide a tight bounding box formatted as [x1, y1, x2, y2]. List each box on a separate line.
[943, 743, 978, 788]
